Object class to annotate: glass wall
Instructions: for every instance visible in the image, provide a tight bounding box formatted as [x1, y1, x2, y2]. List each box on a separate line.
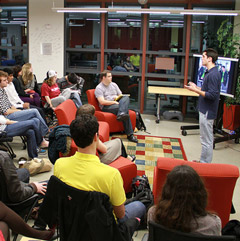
[145, 6, 186, 113]
[0, 6, 27, 68]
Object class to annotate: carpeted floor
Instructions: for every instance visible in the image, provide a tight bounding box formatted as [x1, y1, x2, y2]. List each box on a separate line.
[112, 134, 187, 186]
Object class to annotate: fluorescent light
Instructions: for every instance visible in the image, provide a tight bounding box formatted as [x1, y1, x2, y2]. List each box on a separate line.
[168, 20, 184, 23]
[180, 10, 238, 16]
[126, 19, 141, 21]
[116, 11, 170, 14]
[86, 18, 100, 21]
[52, 7, 239, 16]
[192, 21, 205, 24]
[150, 20, 162, 22]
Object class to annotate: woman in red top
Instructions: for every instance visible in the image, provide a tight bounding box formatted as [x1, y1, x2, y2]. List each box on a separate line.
[41, 70, 66, 110]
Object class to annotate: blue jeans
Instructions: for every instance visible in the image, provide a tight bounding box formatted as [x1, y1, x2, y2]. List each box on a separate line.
[199, 111, 214, 163]
[6, 109, 49, 137]
[102, 96, 133, 135]
[70, 92, 82, 108]
[5, 118, 43, 159]
[119, 201, 146, 223]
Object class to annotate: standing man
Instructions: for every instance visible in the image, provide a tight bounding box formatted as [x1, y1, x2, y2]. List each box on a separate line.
[185, 48, 221, 163]
[54, 114, 145, 222]
[95, 70, 138, 143]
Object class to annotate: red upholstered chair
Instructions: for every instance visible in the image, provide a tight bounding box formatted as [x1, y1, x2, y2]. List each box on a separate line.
[55, 99, 137, 193]
[86, 89, 136, 133]
[152, 158, 239, 227]
[54, 99, 109, 142]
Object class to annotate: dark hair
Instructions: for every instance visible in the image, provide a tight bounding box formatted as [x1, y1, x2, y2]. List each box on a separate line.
[154, 165, 208, 233]
[13, 65, 22, 78]
[3, 68, 13, 75]
[76, 104, 95, 118]
[70, 114, 99, 148]
[203, 48, 218, 63]
[100, 70, 111, 81]
[68, 73, 78, 84]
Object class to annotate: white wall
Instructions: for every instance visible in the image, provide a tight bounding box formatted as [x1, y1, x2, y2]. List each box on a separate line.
[29, 0, 64, 83]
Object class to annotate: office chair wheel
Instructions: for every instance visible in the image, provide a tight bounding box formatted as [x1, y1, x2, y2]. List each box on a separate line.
[182, 130, 187, 136]
[156, 119, 160, 124]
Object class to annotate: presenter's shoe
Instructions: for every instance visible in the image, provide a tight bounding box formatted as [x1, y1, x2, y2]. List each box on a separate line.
[117, 113, 129, 121]
[127, 134, 138, 143]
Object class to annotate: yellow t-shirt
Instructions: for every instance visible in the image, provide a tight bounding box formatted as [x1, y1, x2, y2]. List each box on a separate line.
[130, 55, 140, 67]
[54, 152, 126, 207]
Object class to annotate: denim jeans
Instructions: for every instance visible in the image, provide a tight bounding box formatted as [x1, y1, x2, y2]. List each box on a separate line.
[199, 111, 214, 163]
[5, 118, 43, 159]
[119, 201, 146, 223]
[102, 96, 133, 135]
[70, 92, 82, 108]
[6, 109, 49, 137]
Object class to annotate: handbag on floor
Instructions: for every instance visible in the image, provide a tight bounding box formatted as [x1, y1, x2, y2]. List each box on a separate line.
[19, 158, 52, 176]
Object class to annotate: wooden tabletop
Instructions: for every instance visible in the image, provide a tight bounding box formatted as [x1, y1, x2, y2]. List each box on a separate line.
[148, 86, 199, 97]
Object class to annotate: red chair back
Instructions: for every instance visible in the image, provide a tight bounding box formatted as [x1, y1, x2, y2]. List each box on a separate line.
[54, 99, 77, 125]
[86, 89, 101, 111]
[153, 158, 239, 227]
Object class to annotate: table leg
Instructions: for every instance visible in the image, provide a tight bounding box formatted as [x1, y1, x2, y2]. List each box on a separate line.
[156, 94, 160, 123]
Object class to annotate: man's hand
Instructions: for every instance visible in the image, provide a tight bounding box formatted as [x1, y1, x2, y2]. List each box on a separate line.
[33, 182, 47, 195]
[185, 82, 198, 92]
[23, 103, 30, 109]
[30, 94, 34, 99]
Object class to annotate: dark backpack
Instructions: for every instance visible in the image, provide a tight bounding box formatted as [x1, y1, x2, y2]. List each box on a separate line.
[222, 220, 240, 240]
[126, 175, 154, 211]
[135, 111, 146, 131]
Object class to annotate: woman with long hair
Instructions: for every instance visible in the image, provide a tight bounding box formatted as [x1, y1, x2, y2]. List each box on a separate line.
[148, 165, 221, 236]
[15, 64, 41, 107]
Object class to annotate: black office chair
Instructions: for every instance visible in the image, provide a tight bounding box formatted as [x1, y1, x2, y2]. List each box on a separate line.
[0, 161, 39, 241]
[142, 221, 236, 241]
[0, 131, 16, 159]
[38, 175, 139, 241]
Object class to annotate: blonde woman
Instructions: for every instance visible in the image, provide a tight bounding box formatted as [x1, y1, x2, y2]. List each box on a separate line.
[18, 63, 41, 107]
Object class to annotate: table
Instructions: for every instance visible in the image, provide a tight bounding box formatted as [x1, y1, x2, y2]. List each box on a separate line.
[148, 86, 199, 123]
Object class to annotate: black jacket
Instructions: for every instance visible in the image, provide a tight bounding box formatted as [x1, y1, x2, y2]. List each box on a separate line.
[39, 175, 138, 241]
[13, 77, 31, 97]
[48, 125, 71, 164]
[0, 151, 36, 203]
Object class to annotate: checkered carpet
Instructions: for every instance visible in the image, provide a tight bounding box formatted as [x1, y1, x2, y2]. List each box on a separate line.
[112, 134, 187, 186]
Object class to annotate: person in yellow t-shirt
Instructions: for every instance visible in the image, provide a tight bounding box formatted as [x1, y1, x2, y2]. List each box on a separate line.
[54, 114, 145, 222]
[130, 52, 140, 71]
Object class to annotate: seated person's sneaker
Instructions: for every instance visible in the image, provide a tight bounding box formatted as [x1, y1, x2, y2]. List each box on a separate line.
[127, 134, 138, 143]
[117, 112, 129, 121]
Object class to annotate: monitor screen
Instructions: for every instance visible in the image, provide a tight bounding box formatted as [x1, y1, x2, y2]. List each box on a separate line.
[192, 54, 239, 98]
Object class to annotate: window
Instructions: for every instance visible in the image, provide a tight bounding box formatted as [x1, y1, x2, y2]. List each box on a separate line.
[0, 6, 27, 67]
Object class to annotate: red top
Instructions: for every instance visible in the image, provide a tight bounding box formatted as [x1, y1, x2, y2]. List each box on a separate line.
[41, 82, 61, 104]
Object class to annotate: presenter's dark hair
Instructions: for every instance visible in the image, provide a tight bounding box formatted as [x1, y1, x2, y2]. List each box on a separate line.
[154, 165, 208, 233]
[100, 70, 111, 80]
[70, 114, 99, 148]
[203, 48, 218, 63]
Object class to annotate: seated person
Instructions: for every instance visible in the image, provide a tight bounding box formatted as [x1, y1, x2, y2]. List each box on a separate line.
[41, 70, 82, 110]
[54, 114, 146, 223]
[76, 104, 135, 164]
[95, 70, 138, 143]
[130, 52, 140, 71]
[57, 72, 85, 96]
[0, 115, 46, 161]
[147, 165, 221, 236]
[17, 63, 41, 107]
[0, 71, 49, 148]
[56, 72, 83, 108]
[123, 56, 135, 72]
[12, 65, 41, 108]
[0, 201, 53, 241]
[3, 68, 47, 124]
